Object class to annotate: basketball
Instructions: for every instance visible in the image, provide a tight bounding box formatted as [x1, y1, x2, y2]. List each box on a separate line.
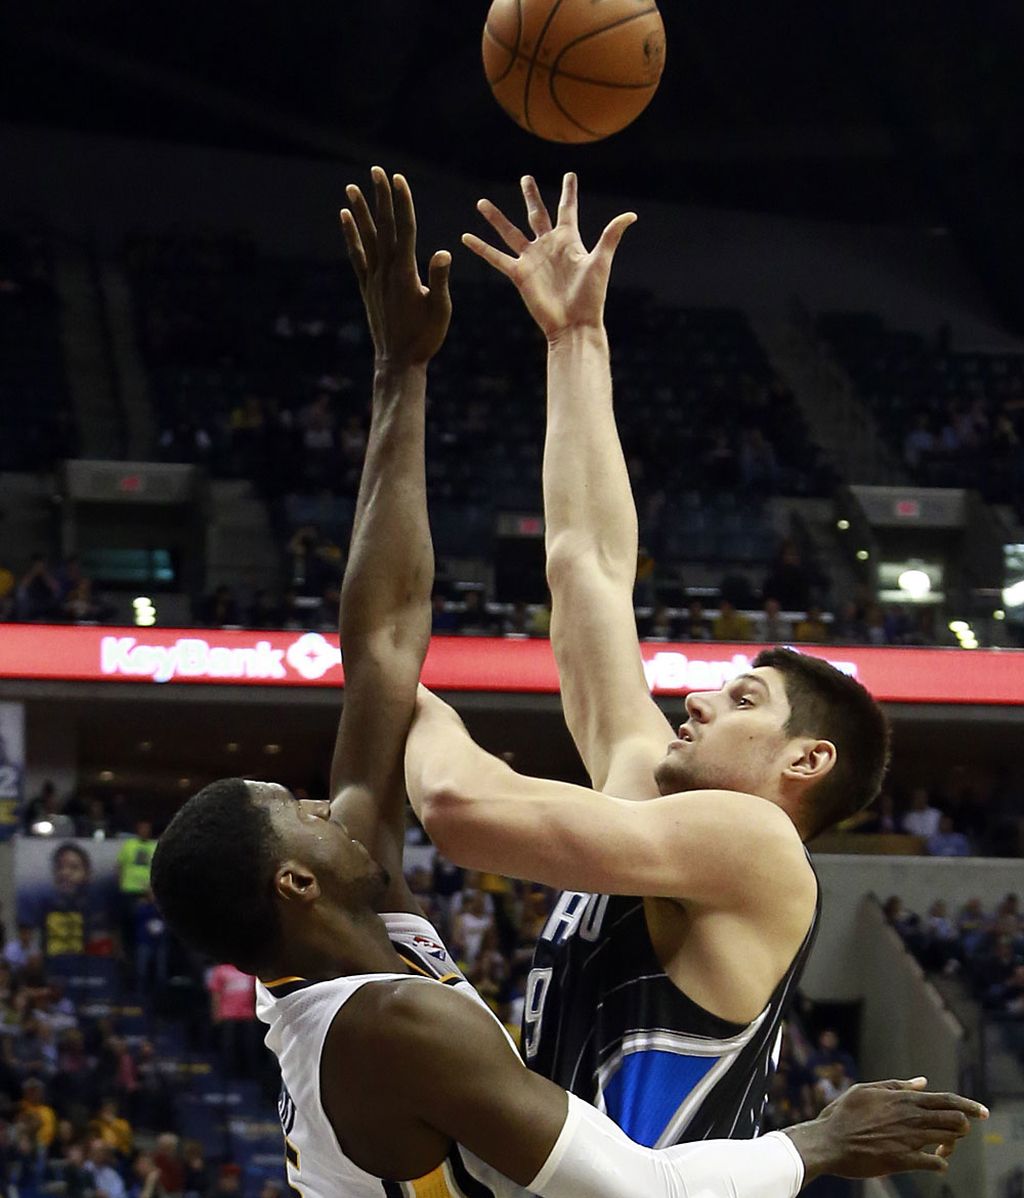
[483, 0, 666, 144]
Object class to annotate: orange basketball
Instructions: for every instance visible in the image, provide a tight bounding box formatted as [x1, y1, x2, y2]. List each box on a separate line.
[483, 0, 666, 144]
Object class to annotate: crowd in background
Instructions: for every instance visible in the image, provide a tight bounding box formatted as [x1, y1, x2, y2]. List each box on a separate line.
[885, 894, 1024, 1046]
[1, 800, 863, 1198]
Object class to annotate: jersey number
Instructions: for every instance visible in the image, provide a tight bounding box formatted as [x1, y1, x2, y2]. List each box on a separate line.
[523, 966, 552, 1060]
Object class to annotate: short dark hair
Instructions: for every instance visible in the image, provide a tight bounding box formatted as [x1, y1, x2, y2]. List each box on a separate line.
[52, 843, 91, 875]
[753, 647, 890, 839]
[151, 777, 282, 973]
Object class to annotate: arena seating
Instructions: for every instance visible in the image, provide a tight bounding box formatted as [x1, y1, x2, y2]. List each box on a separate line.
[0, 231, 76, 471]
[817, 311, 1024, 509]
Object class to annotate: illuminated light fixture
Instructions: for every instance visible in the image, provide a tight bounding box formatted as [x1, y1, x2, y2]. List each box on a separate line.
[897, 569, 931, 599]
[948, 620, 969, 634]
[138, 740, 153, 751]
[836, 519, 850, 531]
[264, 743, 282, 755]
[856, 549, 870, 561]
[960, 636, 978, 649]
[994, 610, 1006, 621]
[133, 596, 157, 628]
[99, 770, 114, 782]
[178, 777, 191, 788]
[31, 820, 55, 836]
[226, 742, 240, 753]
[1003, 579, 1024, 608]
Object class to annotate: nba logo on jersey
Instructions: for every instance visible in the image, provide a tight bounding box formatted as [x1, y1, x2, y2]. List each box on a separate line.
[412, 933, 448, 962]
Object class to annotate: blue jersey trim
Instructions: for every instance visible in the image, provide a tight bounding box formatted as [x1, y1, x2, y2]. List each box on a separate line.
[601, 1050, 720, 1148]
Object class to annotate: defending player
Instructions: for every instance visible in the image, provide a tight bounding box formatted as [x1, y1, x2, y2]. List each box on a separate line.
[150, 170, 983, 1198]
[411, 173, 890, 1145]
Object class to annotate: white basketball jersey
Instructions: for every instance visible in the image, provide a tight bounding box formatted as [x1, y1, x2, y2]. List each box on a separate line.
[256, 911, 530, 1198]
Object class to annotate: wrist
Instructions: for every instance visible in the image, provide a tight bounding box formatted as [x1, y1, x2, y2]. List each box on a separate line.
[373, 357, 430, 379]
[546, 324, 608, 352]
[783, 1121, 828, 1186]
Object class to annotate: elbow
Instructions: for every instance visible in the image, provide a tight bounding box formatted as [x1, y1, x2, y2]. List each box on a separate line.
[419, 784, 473, 859]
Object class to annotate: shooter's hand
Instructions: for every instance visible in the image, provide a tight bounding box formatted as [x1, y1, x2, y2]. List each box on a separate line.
[462, 172, 635, 343]
[340, 167, 452, 366]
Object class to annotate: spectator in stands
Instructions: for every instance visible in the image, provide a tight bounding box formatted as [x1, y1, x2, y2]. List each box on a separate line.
[131, 1151, 168, 1198]
[18, 1077, 57, 1148]
[457, 589, 494, 636]
[23, 781, 76, 837]
[207, 1163, 243, 1198]
[526, 603, 551, 637]
[926, 814, 972, 858]
[86, 1137, 127, 1198]
[641, 604, 676, 640]
[3, 925, 39, 971]
[762, 541, 812, 612]
[712, 598, 752, 641]
[452, 890, 494, 969]
[679, 599, 710, 641]
[903, 414, 936, 470]
[793, 606, 829, 644]
[758, 598, 791, 644]
[206, 963, 260, 1080]
[181, 1138, 209, 1198]
[902, 786, 943, 839]
[117, 820, 158, 959]
[77, 796, 116, 839]
[90, 1096, 133, 1157]
[806, 1030, 857, 1082]
[831, 600, 867, 644]
[151, 1133, 185, 1197]
[15, 554, 61, 621]
[198, 586, 240, 628]
[133, 891, 170, 995]
[247, 588, 282, 629]
[0, 551, 15, 620]
[502, 601, 530, 636]
[430, 592, 458, 634]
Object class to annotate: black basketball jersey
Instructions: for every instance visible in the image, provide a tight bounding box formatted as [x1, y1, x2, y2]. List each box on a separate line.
[523, 867, 821, 1147]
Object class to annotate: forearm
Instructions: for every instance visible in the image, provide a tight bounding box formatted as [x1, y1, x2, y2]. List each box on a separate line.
[530, 1093, 804, 1198]
[340, 361, 433, 648]
[544, 327, 637, 583]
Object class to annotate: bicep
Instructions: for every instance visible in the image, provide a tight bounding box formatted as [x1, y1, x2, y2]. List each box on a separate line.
[349, 983, 568, 1187]
[548, 563, 673, 791]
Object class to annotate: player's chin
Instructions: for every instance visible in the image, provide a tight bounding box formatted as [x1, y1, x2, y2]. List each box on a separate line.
[653, 754, 691, 796]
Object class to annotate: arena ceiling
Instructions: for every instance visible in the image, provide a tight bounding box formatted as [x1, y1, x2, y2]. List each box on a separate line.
[2, 1, 1024, 324]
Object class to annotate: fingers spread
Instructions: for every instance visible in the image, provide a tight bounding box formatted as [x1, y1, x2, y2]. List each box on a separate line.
[339, 209, 367, 288]
[556, 171, 578, 228]
[345, 183, 378, 273]
[595, 211, 638, 261]
[371, 165, 396, 260]
[520, 175, 553, 236]
[461, 232, 518, 276]
[393, 173, 418, 265]
[477, 198, 530, 254]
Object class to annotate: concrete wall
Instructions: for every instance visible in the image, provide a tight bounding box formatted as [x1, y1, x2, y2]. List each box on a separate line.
[1, 121, 1019, 348]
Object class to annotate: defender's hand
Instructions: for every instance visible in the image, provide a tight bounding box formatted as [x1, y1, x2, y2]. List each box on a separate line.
[462, 172, 635, 343]
[786, 1078, 988, 1181]
[340, 167, 452, 366]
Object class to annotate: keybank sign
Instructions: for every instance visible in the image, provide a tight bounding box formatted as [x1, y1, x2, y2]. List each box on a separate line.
[99, 633, 342, 683]
[641, 651, 858, 691]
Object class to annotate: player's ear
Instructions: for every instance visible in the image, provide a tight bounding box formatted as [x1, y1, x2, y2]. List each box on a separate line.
[782, 738, 836, 785]
[275, 862, 321, 905]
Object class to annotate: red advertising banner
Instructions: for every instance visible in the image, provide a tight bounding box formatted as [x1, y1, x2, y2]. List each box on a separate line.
[0, 625, 1021, 704]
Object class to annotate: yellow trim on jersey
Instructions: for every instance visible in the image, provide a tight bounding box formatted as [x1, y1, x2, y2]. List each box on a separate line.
[397, 954, 432, 977]
[264, 975, 307, 988]
[409, 1162, 457, 1198]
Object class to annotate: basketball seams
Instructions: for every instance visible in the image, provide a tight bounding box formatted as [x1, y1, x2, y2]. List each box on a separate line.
[484, 0, 523, 88]
[548, 8, 662, 140]
[523, 0, 568, 134]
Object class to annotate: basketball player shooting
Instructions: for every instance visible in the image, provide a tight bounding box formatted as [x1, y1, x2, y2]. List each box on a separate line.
[408, 173, 890, 1145]
[150, 170, 984, 1198]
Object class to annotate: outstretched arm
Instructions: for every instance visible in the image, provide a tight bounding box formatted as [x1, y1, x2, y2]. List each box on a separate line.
[328, 168, 451, 909]
[464, 173, 671, 798]
[405, 689, 812, 914]
[328, 979, 985, 1190]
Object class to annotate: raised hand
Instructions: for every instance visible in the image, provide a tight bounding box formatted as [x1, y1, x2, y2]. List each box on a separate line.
[786, 1077, 988, 1180]
[462, 173, 635, 343]
[340, 167, 452, 366]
